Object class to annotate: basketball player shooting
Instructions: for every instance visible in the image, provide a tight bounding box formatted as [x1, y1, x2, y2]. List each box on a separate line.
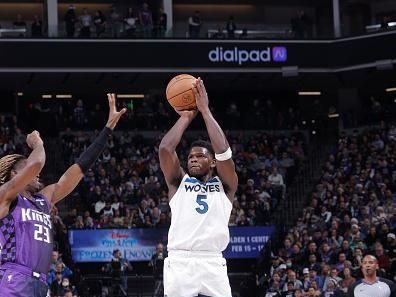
[159, 78, 238, 297]
[0, 94, 125, 297]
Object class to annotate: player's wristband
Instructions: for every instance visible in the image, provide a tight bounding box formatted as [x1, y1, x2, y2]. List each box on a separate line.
[215, 147, 232, 161]
[76, 127, 112, 173]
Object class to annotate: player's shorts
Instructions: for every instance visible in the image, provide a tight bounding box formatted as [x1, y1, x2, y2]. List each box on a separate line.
[0, 262, 49, 297]
[164, 250, 232, 297]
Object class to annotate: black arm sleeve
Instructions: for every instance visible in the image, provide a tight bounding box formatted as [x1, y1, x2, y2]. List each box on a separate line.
[76, 127, 112, 173]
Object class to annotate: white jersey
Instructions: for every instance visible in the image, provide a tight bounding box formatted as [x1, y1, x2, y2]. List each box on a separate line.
[167, 174, 232, 253]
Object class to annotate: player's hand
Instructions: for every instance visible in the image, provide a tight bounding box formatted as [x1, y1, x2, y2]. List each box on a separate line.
[105, 93, 127, 130]
[175, 109, 198, 120]
[192, 77, 210, 114]
[26, 130, 44, 149]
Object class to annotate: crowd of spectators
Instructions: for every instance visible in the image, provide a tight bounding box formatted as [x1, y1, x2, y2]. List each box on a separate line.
[63, 2, 166, 39]
[3, 104, 396, 297]
[20, 97, 308, 137]
[59, 126, 305, 231]
[0, 110, 305, 296]
[254, 122, 396, 297]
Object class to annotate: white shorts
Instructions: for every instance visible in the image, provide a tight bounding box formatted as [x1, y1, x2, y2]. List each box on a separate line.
[164, 251, 232, 297]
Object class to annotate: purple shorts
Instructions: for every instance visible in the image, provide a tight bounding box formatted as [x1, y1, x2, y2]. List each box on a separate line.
[0, 263, 48, 297]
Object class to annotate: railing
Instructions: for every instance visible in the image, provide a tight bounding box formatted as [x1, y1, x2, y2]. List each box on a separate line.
[270, 139, 329, 240]
[365, 22, 396, 33]
[1, 21, 396, 39]
[207, 27, 291, 39]
[0, 28, 27, 37]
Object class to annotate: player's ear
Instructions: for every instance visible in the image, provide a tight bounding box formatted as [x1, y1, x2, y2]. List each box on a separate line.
[210, 158, 216, 169]
[10, 169, 17, 179]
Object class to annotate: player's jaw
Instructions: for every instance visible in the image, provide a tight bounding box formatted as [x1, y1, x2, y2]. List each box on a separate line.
[188, 163, 208, 178]
[26, 176, 42, 194]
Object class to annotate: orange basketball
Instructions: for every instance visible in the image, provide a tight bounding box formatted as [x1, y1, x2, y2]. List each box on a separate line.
[165, 74, 197, 111]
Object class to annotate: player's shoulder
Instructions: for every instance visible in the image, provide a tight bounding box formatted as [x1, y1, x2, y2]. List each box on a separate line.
[378, 277, 396, 289]
[348, 278, 363, 291]
[33, 192, 52, 211]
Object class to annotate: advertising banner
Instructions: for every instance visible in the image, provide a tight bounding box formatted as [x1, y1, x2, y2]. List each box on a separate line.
[0, 32, 395, 71]
[68, 226, 275, 262]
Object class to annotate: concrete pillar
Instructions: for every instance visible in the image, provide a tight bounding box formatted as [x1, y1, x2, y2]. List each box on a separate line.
[163, 0, 173, 37]
[333, 0, 341, 38]
[47, 0, 58, 37]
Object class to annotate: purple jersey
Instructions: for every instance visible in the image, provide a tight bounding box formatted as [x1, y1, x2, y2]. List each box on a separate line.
[0, 193, 53, 274]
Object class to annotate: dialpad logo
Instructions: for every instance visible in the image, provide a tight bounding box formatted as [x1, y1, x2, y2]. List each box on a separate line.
[208, 46, 287, 65]
[272, 46, 287, 62]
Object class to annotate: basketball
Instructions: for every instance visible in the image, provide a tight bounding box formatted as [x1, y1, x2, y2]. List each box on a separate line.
[165, 74, 197, 111]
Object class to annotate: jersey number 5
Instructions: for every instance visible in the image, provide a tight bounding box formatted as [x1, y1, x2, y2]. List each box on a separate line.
[196, 194, 208, 214]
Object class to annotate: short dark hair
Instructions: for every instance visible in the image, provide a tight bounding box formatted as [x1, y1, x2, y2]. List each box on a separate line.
[190, 140, 214, 158]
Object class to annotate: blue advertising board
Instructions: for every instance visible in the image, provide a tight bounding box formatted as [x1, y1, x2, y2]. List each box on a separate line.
[68, 226, 274, 262]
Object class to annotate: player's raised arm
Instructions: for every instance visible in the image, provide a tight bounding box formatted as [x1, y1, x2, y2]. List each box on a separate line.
[192, 78, 238, 200]
[41, 93, 126, 204]
[159, 109, 197, 195]
[0, 131, 45, 209]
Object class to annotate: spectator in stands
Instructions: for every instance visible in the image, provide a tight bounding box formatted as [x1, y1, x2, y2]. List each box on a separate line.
[188, 11, 201, 38]
[102, 249, 130, 296]
[282, 270, 303, 291]
[374, 242, 391, 274]
[268, 167, 285, 199]
[139, 2, 153, 38]
[320, 242, 335, 265]
[212, 25, 226, 39]
[47, 261, 73, 286]
[290, 10, 312, 39]
[294, 289, 304, 297]
[59, 277, 78, 297]
[150, 243, 167, 297]
[101, 201, 115, 217]
[63, 289, 77, 297]
[13, 14, 27, 36]
[124, 7, 137, 37]
[240, 27, 248, 39]
[79, 8, 92, 38]
[93, 10, 106, 37]
[72, 99, 87, 128]
[340, 267, 355, 289]
[265, 279, 282, 297]
[50, 271, 64, 296]
[63, 207, 78, 228]
[381, 15, 392, 30]
[31, 15, 42, 37]
[281, 281, 295, 297]
[109, 6, 121, 38]
[269, 257, 283, 277]
[50, 250, 62, 271]
[323, 279, 342, 297]
[156, 8, 167, 37]
[64, 5, 77, 37]
[226, 16, 237, 38]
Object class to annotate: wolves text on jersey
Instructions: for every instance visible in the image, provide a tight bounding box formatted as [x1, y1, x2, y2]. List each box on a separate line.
[184, 184, 220, 193]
